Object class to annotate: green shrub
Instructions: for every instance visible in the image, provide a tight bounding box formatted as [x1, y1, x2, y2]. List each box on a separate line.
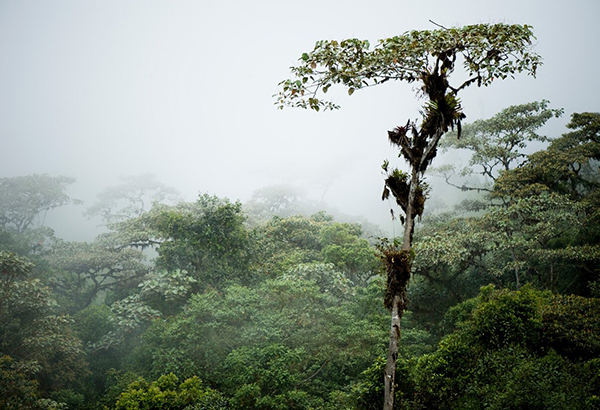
[113, 373, 228, 410]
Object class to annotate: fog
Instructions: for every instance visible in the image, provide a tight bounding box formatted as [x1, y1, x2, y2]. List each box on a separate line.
[1, 0, 599, 241]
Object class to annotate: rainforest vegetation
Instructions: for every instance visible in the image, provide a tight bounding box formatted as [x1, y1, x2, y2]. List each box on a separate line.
[1, 103, 599, 409]
[2, 20, 600, 410]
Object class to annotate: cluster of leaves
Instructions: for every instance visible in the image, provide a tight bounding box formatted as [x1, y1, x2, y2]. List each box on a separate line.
[113, 373, 228, 410]
[276, 24, 540, 111]
[115, 194, 255, 290]
[255, 213, 380, 285]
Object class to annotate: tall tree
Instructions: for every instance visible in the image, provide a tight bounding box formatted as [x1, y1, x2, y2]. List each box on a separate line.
[278, 23, 541, 409]
[495, 112, 600, 200]
[435, 100, 563, 193]
[86, 173, 180, 225]
[0, 174, 79, 234]
[105, 194, 254, 290]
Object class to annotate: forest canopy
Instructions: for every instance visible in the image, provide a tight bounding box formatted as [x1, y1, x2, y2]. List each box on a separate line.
[0, 107, 599, 410]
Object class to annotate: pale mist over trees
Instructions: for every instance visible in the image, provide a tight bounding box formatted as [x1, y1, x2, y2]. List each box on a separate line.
[1, 1, 600, 410]
[2, 105, 599, 409]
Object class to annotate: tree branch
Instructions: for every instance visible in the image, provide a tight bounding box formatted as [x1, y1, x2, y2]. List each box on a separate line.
[429, 20, 449, 30]
[295, 357, 332, 388]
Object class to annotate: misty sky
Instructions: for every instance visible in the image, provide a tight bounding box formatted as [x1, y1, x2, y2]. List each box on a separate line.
[1, 0, 599, 239]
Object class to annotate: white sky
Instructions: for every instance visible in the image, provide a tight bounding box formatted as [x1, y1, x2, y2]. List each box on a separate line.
[1, 0, 599, 239]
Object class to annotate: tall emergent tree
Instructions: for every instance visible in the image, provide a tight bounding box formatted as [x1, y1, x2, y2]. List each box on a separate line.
[277, 23, 541, 409]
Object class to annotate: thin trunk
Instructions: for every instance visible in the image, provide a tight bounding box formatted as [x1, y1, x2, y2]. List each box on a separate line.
[383, 167, 418, 410]
[384, 293, 402, 410]
[511, 248, 520, 291]
[402, 169, 419, 250]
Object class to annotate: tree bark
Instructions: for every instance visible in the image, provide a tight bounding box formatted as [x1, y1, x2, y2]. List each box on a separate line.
[383, 167, 419, 410]
[383, 293, 401, 410]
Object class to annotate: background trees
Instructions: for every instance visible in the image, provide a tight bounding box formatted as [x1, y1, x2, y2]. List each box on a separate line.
[0, 110, 598, 410]
[419, 110, 600, 298]
[436, 100, 563, 193]
[0, 174, 79, 234]
[46, 239, 150, 313]
[127, 274, 388, 410]
[86, 174, 181, 225]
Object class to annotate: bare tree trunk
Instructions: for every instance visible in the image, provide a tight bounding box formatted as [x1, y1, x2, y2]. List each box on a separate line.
[402, 169, 420, 250]
[384, 294, 402, 410]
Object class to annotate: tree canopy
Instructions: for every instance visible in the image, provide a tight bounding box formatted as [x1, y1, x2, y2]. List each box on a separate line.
[0, 174, 79, 234]
[436, 100, 563, 192]
[276, 24, 540, 111]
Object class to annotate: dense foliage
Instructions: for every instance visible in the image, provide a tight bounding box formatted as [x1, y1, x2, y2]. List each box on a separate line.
[1, 109, 598, 409]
